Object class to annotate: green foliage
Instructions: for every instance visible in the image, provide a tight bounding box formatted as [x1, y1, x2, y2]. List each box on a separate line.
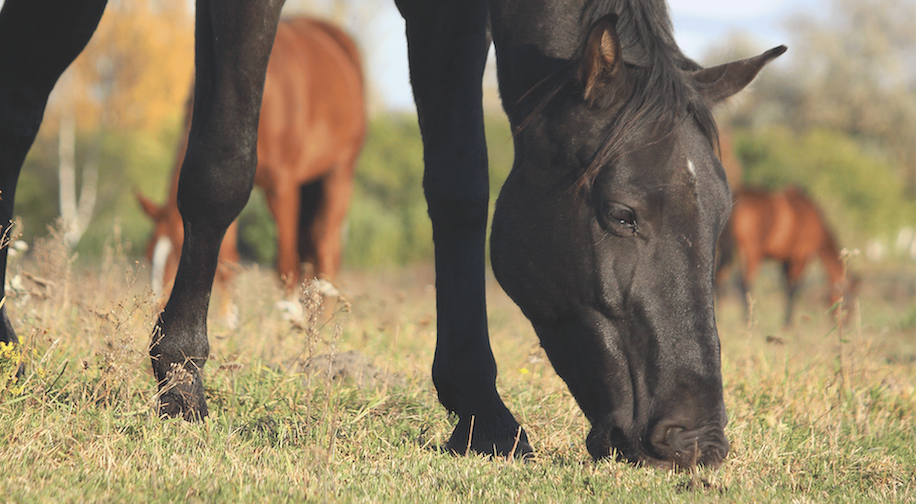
[0, 342, 24, 397]
[899, 305, 916, 331]
[341, 112, 514, 267]
[17, 124, 180, 256]
[735, 126, 916, 244]
[80, 127, 179, 255]
[344, 114, 430, 267]
[16, 113, 515, 269]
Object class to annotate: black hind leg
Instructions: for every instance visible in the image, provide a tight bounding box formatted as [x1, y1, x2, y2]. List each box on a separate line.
[150, 0, 284, 420]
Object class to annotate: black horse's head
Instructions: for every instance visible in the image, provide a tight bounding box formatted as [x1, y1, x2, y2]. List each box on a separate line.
[491, 14, 784, 469]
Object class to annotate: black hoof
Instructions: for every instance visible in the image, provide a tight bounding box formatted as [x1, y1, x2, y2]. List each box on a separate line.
[155, 362, 209, 421]
[446, 415, 533, 459]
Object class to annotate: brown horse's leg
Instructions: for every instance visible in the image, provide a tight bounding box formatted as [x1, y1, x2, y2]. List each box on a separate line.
[738, 251, 762, 321]
[266, 184, 302, 292]
[296, 180, 323, 274]
[396, 0, 531, 457]
[311, 163, 356, 281]
[782, 258, 807, 327]
[213, 221, 241, 324]
[0, 0, 108, 349]
[151, 0, 284, 420]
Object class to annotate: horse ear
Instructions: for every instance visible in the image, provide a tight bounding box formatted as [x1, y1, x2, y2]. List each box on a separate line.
[579, 14, 624, 104]
[136, 192, 161, 219]
[691, 46, 787, 105]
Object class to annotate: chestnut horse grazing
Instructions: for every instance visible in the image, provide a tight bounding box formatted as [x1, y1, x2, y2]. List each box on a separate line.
[137, 17, 366, 297]
[727, 186, 856, 326]
[2, 0, 782, 470]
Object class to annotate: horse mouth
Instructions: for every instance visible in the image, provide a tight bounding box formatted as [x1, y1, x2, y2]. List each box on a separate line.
[640, 424, 729, 470]
[651, 424, 729, 469]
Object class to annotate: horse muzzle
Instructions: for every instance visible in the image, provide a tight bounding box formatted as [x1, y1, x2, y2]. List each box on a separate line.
[586, 419, 729, 470]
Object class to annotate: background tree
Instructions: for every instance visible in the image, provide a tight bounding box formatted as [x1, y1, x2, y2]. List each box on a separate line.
[19, 0, 193, 247]
[705, 0, 916, 251]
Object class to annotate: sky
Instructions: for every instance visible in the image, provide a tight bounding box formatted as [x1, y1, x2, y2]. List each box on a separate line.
[372, 0, 825, 111]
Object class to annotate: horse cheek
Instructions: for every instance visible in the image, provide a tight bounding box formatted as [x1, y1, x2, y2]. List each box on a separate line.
[493, 173, 595, 323]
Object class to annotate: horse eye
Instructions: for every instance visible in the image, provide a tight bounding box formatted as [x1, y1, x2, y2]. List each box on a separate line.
[601, 202, 639, 236]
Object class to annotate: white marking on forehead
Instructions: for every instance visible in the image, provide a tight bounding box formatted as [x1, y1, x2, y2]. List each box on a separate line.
[151, 237, 173, 296]
[687, 159, 697, 177]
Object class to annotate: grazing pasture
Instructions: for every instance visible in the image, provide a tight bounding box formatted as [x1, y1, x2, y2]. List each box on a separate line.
[0, 225, 912, 502]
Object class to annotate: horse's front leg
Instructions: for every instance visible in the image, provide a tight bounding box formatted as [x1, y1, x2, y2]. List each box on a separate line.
[781, 259, 806, 327]
[311, 164, 356, 281]
[396, 0, 531, 457]
[151, 0, 284, 420]
[0, 0, 108, 347]
[266, 183, 303, 292]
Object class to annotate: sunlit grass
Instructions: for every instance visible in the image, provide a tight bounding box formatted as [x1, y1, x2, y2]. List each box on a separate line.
[0, 226, 912, 502]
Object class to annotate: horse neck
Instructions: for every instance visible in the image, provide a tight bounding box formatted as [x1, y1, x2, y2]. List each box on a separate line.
[817, 229, 847, 288]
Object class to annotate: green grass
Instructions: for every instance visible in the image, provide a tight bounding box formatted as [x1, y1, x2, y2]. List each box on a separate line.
[0, 229, 913, 503]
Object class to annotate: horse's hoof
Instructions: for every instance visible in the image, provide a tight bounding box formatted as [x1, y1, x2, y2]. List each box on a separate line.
[276, 299, 303, 321]
[447, 419, 534, 459]
[155, 363, 209, 421]
[158, 386, 208, 421]
[315, 278, 340, 298]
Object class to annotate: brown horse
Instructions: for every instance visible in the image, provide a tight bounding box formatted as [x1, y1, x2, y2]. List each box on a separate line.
[137, 16, 366, 297]
[724, 186, 856, 326]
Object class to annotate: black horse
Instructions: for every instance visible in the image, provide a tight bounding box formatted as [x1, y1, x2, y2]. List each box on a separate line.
[397, 0, 783, 468]
[1, 0, 782, 470]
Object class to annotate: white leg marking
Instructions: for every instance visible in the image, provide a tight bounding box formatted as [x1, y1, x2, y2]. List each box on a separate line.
[151, 237, 173, 296]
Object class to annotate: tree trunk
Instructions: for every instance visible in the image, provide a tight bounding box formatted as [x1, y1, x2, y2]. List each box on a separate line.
[58, 106, 98, 247]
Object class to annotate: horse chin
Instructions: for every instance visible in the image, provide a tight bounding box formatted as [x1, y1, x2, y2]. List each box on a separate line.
[586, 421, 728, 470]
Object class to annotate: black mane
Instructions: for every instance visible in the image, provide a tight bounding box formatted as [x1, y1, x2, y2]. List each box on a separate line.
[518, 0, 719, 192]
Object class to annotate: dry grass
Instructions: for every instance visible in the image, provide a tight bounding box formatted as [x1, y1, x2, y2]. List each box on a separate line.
[0, 225, 912, 502]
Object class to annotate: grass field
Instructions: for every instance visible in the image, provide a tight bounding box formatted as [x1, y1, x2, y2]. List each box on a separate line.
[0, 227, 913, 503]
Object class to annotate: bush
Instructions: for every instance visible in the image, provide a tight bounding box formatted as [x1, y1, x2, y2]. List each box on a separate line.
[17, 124, 181, 257]
[16, 112, 517, 269]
